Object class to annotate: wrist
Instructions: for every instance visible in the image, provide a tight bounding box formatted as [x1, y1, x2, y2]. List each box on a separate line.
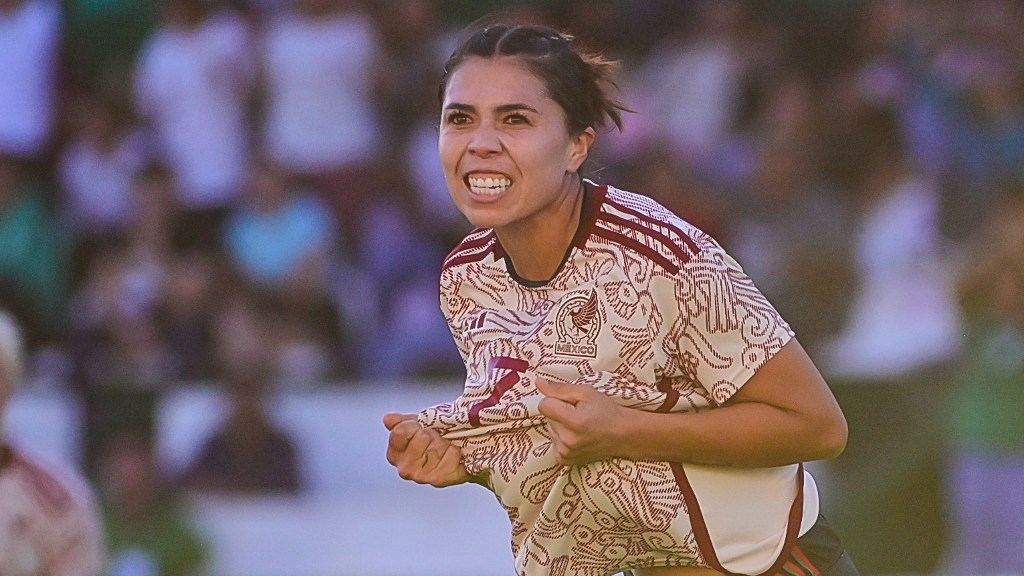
[609, 405, 644, 460]
[612, 408, 694, 463]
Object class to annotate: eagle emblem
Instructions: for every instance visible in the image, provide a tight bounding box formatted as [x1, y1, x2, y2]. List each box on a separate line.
[554, 289, 600, 357]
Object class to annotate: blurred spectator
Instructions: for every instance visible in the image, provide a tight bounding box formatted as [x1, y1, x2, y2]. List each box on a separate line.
[0, 309, 105, 576]
[820, 104, 961, 575]
[65, 244, 172, 393]
[222, 158, 349, 383]
[62, 0, 157, 99]
[57, 94, 150, 288]
[358, 208, 462, 379]
[179, 364, 302, 494]
[841, 0, 1024, 241]
[223, 158, 339, 292]
[61, 163, 183, 395]
[0, 155, 67, 349]
[372, 0, 469, 252]
[259, 0, 382, 180]
[945, 187, 1024, 576]
[941, 40, 1024, 237]
[133, 0, 256, 251]
[0, 0, 61, 164]
[128, 162, 181, 268]
[63, 242, 173, 476]
[210, 282, 346, 387]
[207, 290, 269, 379]
[401, 117, 472, 250]
[156, 251, 222, 382]
[99, 431, 208, 576]
[822, 103, 961, 384]
[723, 69, 856, 350]
[370, 0, 449, 141]
[629, 0, 751, 173]
[257, 0, 383, 250]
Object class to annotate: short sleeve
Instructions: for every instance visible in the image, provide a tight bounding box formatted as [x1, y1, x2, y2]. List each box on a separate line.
[672, 241, 794, 405]
[440, 284, 470, 364]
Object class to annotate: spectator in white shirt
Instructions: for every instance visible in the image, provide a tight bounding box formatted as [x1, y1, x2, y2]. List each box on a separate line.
[0, 0, 62, 163]
[257, 0, 384, 249]
[133, 0, 256, 250]
[259, 0, 383, 179]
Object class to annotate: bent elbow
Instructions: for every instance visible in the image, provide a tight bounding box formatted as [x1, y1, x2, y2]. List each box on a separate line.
[816, 414, 849, 460]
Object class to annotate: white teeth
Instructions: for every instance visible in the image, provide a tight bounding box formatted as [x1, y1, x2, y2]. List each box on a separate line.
[467, 175, 511, 196]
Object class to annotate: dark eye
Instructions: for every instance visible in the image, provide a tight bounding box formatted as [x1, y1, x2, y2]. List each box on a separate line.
[504, 113, 530, 125]
[445, 111, 472, 126]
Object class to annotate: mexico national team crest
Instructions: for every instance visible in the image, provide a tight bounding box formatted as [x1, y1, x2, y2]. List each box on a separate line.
[555, 289, 600, 358]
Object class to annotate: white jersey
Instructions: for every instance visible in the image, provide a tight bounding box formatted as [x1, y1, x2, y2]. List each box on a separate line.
[419, 184, 818, 576]
[0, 445, 105, 576]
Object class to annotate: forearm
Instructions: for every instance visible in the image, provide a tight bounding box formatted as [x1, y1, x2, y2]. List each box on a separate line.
[612, 401, 846, 468]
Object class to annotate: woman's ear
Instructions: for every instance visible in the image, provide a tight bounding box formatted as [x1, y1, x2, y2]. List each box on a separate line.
[567, 127, 596, 173]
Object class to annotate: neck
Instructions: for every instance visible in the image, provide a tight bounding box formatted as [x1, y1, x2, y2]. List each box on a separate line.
[497, 177, 585, 283]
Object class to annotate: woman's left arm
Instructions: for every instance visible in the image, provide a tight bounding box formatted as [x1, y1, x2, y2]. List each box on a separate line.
[537, 338, 848, 468]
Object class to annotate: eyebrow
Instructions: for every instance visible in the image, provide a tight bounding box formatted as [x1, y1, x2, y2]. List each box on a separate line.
[444, 102, 541, 115]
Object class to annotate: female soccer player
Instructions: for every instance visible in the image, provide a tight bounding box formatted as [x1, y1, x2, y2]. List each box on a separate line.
[384, 21, 860, 576]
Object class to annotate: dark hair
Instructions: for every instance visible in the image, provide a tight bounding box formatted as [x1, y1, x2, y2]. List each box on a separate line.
[439, 21, 631, 136]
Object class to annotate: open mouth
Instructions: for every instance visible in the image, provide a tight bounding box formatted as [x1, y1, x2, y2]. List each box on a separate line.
[466, 175, 512, 196]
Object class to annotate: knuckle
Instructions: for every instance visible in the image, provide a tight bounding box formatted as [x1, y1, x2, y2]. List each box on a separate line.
[399, 419, 420, 429]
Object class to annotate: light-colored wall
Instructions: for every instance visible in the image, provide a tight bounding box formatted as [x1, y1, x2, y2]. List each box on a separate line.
[6, 383, 513, 576]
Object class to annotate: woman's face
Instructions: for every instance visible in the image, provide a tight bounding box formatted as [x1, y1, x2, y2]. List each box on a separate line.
[439, 56, 593, 232]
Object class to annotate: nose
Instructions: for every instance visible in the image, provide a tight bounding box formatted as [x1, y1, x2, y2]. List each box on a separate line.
[467, 124, 502, 157]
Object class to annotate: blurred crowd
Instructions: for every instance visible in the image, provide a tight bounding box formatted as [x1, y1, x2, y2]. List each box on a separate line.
[2, 0, 1024, 574]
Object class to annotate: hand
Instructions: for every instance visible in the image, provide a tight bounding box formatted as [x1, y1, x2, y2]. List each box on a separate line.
[383, 413, 472, 487]
[536, 377, 629, 465]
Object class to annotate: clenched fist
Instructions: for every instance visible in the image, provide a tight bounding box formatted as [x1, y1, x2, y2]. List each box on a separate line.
[383, 413, 474, 487]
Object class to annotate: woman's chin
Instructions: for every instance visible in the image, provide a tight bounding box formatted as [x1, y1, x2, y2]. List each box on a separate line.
[461, 208, 511, 231]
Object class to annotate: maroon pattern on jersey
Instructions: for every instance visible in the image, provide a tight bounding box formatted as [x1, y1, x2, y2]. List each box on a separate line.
[0, 445, 105, 576]
[425, 184, 809, 576]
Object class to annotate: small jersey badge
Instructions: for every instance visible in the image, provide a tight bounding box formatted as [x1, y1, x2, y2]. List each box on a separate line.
[554, 289, 600, 358]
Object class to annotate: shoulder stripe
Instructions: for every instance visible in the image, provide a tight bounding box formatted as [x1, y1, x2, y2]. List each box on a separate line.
[592, 227, 679, 274]
[442, 230, 498, 271]
[604, 195, 702, 255]
[444, 245, 498, 270]
[598, 210, 696, 265]
[443, 229, 492, 260]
